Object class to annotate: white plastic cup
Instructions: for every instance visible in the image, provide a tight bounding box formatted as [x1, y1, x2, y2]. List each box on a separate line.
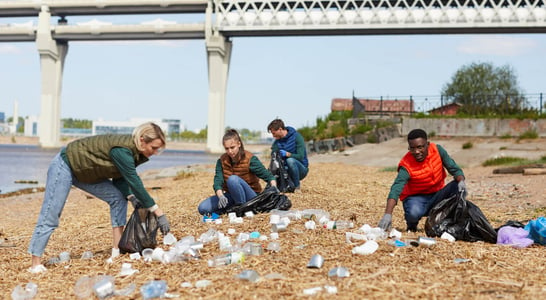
[269, 214, 280, 224]
[152, 248, 165, 262]
[163, 233, 177, 245]
[142, 248, 154, 261]
[352, 240, 379, 255]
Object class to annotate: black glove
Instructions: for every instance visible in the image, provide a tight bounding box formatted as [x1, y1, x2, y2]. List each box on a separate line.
[378, 213, 392, 231]
[157, 215, 170, 235]
[127, 194, 142, 209]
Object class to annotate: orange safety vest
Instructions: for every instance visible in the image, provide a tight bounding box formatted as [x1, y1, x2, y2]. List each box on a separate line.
[398, 142, 446, 201]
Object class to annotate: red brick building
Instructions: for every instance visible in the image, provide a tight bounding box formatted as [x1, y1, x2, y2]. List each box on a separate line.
[331, 98, 413, 115]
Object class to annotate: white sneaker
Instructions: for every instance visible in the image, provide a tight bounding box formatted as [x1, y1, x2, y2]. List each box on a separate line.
[28, 264, 47, 274]
[106, 248, 120, 264]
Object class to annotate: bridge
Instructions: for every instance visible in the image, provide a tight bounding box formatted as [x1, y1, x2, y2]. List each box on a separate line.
[1, 0, 545, 152]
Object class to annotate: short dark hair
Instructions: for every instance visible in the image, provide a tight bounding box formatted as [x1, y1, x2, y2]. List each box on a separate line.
[267, 119, 285, 132]
[407, 129, 427, 141]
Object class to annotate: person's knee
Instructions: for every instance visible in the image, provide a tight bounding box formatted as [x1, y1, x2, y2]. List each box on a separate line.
[197, 202, 211, 215]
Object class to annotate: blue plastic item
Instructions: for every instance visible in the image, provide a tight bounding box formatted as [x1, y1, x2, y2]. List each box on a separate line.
[524, 216, 546, 245]
[140, 280, 167, 299]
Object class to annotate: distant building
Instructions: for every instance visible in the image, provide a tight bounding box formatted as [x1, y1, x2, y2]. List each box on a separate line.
[92, 118, 177, 136]
[428, 102, 462, 116]
[0, 112, 5, 123]
[331, 98, 413, 115]
[24, 115, 39, 136]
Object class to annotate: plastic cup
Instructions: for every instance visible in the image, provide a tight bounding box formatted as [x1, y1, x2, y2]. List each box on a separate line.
[307, 254, 324, 268]
[142, 248, 154, 261]
[152, 248, 165, 262]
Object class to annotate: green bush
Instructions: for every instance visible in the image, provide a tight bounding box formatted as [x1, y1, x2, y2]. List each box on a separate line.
[462, 142, 473, 149]
[518, 130, 538, 140]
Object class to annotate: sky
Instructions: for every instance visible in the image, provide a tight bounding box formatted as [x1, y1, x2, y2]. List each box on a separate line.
[1, 14, 545, 132]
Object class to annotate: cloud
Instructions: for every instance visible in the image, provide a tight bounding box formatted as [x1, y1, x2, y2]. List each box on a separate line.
[457, 36, 536, 56]
[0, 44, 21, 54]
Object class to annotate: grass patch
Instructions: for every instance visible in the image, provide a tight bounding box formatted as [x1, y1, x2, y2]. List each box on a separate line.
[518, 130, 538, 140]
[482, 156, 527, 166]
[482, 156, 546, 167]
[380, 166, 398, 172]
[174, 170, 195, 180]
[462, 142, 473, 149]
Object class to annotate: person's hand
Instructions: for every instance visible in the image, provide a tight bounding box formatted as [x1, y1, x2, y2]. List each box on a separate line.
[271, 185, 280, 194]
[458, 180, 466, 193]
[279, 150, 287, 158]
[126, 194, 141, 209]
[157, 215, 170, 235]
[218, 195, 229, 208]
[378, 213, 392, 231]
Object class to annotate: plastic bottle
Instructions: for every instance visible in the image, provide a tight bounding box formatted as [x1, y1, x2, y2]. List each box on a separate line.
[324, 220, 354, 230]
[11, 282, 38, 300]
[140, 280, 167, 299]
[207, 251, 245, 267]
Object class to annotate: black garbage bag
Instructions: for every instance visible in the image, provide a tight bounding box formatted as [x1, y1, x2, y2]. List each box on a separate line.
[225, 186, 292, 217]
[425, 191, 497, 243]
[269, 151, 296, 193]
[118, 208, 159, 254]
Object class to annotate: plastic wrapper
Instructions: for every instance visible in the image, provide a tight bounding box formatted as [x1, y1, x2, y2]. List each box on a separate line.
[496, 226, 534, 248]
[524, 216, 546, 245]
[424, 191, 497, 243]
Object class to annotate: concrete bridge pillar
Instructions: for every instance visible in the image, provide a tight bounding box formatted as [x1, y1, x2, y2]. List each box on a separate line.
[36, 6, 68, 148]
[205, 32, 232, 153]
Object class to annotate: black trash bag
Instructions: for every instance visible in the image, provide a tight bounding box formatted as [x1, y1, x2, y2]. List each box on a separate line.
[225, 186, 292, 217]
[118, 208, 159, 254]
[269, 151, 296, 193]
[425, 191, 497, 243]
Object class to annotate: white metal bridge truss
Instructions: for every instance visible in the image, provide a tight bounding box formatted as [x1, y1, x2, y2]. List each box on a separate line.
[214, 0, 546, 36]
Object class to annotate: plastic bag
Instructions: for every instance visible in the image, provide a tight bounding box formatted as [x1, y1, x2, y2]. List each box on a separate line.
[496, 226, 534, 248]
[118, 208, 159, 254]
[524, 216, 546, 245]
[225, 186, 292, 217]
[424, 191, 497, 243]
[269, 151, 296, 193]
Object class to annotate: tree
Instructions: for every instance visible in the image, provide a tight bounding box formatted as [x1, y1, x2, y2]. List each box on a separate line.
[441, 62, 528, 115]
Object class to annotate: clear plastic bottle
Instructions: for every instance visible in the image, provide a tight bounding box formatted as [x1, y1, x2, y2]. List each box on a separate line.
[140, 280, 167, 299]
[207, 251, 245, 267]
[11, 282, 38, 300]
[324, 220, 354, 230]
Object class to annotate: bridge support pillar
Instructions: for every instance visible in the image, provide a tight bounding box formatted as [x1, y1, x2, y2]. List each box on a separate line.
[36, 6, 68, 148]
[205, 32, 232, 153]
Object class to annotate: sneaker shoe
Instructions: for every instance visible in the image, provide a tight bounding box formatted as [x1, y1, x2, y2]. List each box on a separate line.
[28, 264, 47, 274]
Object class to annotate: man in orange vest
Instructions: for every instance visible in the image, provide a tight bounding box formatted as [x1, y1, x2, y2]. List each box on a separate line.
[378, 129, 466, 232]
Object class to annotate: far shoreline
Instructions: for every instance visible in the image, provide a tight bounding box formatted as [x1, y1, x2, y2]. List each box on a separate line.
[0, 135, 271, 153]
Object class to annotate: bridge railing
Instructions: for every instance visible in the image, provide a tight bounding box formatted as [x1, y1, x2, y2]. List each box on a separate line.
[213, 0, 546, 35]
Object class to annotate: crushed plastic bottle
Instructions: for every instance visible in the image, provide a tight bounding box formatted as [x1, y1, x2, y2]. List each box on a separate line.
[92, 275, 115, 299]
[207, 251, 245, 267]
[140, 280, 167, 299]
[324, 220, 354, 230]
[11, 282, 38, 300]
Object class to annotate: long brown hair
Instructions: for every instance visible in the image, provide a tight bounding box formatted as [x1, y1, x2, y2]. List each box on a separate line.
[223, 129, 246, 162]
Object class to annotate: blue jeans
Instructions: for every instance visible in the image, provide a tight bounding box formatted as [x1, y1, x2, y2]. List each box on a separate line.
[197, 175, 257, 215]
[285, 158, 308, 188]
[28, 152, 128, 257]
[402, 180, 459, 230]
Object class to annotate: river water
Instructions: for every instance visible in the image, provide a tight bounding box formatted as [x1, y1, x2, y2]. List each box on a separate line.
[0, 144, 219, 195]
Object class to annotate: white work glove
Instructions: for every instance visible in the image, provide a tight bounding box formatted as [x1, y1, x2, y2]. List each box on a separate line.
[458, 180, 466, 193]
[378, 213, 392, 231]
[218, 195, 229, 209]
